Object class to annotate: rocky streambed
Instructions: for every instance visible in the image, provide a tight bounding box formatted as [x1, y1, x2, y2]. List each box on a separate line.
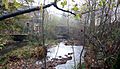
[46, 42, 84, 69]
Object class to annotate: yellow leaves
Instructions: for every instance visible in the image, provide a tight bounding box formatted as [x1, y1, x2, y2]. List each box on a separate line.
[40, 3, 43, 13]
[2, 0, 9, 9]
[71, 4, 79, 11]
[40, 3, 43, 9]
[74, 14, 82, 19]
[2, 0, 22, 10]
[61, 0, 67, 8]
[13, 0, 22, 8]
[98, 0, 106, 7]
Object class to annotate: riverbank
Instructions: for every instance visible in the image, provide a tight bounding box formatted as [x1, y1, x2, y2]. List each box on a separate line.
[0, 41, 84, 69]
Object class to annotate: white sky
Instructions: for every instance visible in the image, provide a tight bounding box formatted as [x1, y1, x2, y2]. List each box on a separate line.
[18, 0, 85, 16]
[33, 0, 85, 15]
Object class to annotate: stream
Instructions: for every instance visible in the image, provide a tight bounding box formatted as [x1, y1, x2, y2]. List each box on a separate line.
[47, 42, 84, 69]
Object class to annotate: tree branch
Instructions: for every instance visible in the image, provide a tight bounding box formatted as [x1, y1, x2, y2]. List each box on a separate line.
[0, 1, 77, 21]
[0, 2, 54, 20]
[0, 1, 102, 21]
[53, 3, 76, 16]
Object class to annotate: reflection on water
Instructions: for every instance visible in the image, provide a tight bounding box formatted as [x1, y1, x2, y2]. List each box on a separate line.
[47, 42, 84, 69]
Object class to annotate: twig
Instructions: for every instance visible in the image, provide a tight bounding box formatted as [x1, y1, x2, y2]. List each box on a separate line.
[72, 44, 77, 69]
[114, 1, 119, 22]
[54, 43, 60, 58]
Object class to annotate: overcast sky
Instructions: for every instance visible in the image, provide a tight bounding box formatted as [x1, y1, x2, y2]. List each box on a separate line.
[34, 0, 85, 15]
[18, 0, 85, 16]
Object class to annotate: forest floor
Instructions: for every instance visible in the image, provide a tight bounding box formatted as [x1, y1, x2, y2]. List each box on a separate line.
[0, 40, 80, 69]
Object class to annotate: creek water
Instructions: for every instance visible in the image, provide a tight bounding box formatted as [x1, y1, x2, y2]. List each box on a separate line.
[47, 42, 84, 69]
